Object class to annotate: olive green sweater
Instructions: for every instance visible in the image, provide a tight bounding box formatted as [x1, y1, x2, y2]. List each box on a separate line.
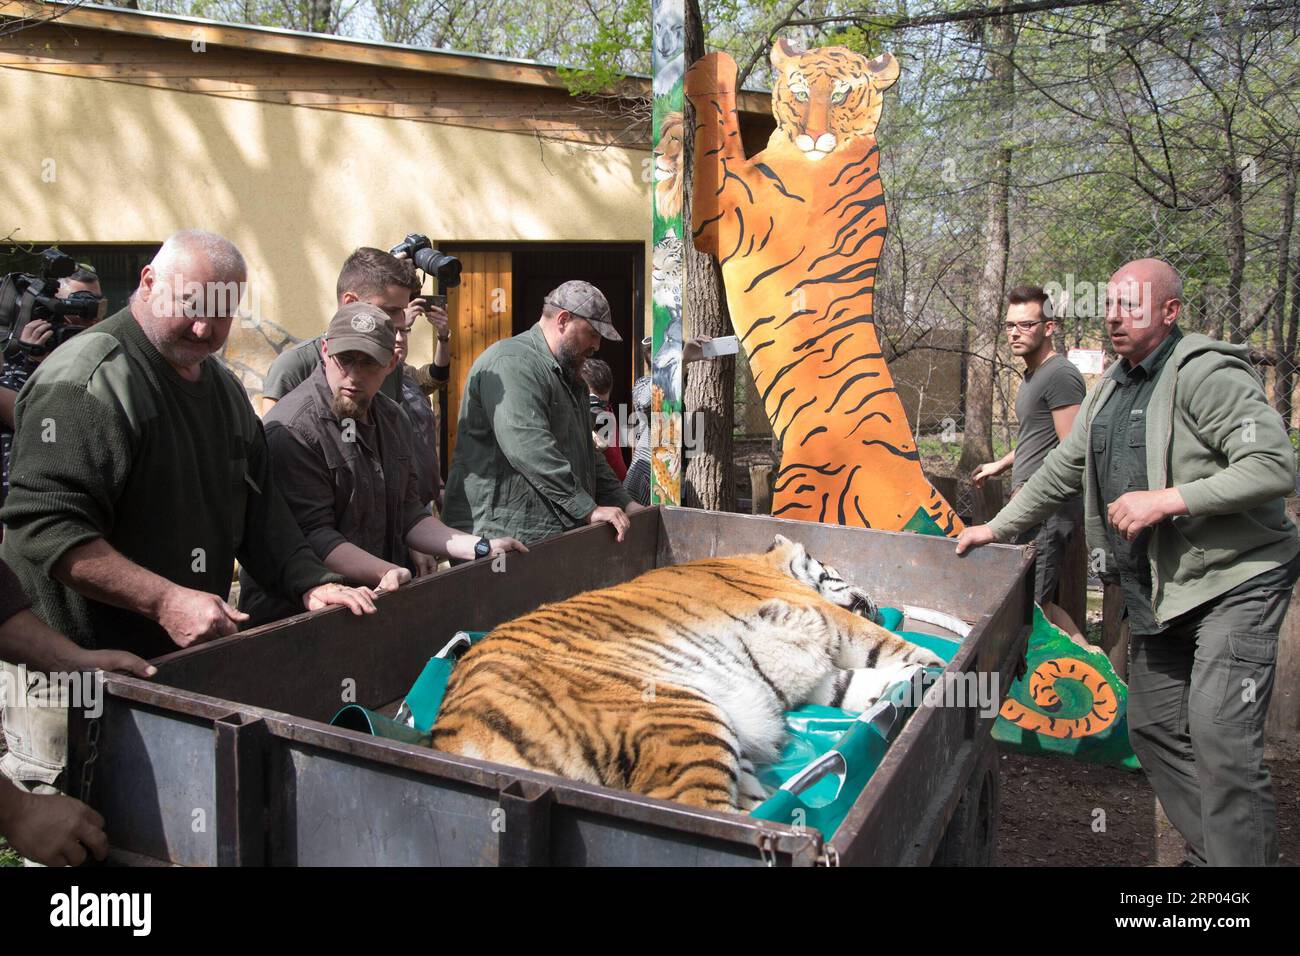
[0, 308, 338, 657]
[988, 333, 1299, 625]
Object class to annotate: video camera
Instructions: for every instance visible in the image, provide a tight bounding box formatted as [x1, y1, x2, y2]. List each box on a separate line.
[389, 234, 462, 292]
[0, 248, 107, 362]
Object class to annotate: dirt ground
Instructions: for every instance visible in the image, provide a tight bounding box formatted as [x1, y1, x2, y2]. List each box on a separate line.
[996, 738, 1300, 866]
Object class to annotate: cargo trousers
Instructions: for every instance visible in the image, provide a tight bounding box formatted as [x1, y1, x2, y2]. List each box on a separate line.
[1127, 559, 1298, 866]
[0, 660, 68, 793]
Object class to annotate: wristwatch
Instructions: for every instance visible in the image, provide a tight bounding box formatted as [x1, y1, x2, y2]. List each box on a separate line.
[473, 536, 492, 559]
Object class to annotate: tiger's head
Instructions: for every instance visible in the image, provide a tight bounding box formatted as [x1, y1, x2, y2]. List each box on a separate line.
[765, 534, 879, 621]
[769, 38, 899, 161]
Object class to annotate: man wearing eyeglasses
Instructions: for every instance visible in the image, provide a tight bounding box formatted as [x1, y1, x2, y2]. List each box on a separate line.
[239, 302, 526, 625]
[442, 280, 644, 546]
[971, 286, 1086, 636]
[958, 259, 1300, 866]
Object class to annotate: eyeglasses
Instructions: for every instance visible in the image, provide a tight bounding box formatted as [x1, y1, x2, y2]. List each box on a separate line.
[1003, 320, 1046, 333]
[329, 352, 383, 374]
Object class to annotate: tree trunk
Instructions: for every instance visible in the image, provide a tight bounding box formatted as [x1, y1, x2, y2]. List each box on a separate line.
[1266, 499, 1300, 742]
[960, 10, 1014, 475]
[1274, 150, 1297, 423]
[1285, 252, 1300, 432]
[1226, 161, 1247, 343]
[307, 0, 335, 33]
[680, 0, 736, 511]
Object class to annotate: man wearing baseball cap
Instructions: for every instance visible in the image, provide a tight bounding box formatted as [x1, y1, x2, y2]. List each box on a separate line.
[443, 280, 644, 546]
[240, 302, 526, 623]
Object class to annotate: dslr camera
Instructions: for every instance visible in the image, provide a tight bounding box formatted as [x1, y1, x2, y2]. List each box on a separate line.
[0, 247, 107, 361]
[389, 234, 462, 291]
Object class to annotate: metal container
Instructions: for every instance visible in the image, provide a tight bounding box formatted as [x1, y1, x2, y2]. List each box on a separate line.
[69, 507, 1032, 866]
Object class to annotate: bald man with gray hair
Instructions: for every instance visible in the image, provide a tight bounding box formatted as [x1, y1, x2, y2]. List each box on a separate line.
[0, 229, 379, 801]
[957, 257, 1300, 866]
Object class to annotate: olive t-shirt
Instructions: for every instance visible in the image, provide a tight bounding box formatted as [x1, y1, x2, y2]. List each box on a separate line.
[1010, 353, 1086, 490]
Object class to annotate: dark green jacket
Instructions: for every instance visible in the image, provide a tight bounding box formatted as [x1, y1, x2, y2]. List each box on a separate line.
[442, 323, 631, 543]
[0, 308, 339, 657]
[989, 332, 1299, 625]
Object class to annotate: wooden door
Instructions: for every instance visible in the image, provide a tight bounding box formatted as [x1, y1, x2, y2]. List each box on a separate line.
[445, 250, 513, 461]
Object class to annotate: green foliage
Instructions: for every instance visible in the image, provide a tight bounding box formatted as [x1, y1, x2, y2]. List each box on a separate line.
[823, 19, 899, 58]
[556, 0, 650, 95]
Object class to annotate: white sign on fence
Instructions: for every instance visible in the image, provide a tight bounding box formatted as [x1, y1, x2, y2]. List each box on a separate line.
[1068, 348, 1106, 376]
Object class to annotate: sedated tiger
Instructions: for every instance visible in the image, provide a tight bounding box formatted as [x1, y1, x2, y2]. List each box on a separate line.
[429, 535, 944, 812]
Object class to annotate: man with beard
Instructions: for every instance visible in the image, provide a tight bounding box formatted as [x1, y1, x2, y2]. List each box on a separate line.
[442, 281, 642, 546]
[0, 230, 377, 795]
[240, 303, 526, 624]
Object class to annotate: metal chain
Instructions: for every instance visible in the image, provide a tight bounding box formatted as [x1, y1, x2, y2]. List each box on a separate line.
[818, 844, 841, 868]
[78, 716, 101, 805]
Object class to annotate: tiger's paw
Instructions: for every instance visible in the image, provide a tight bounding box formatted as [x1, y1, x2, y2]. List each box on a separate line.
[839, 663, 926, 713]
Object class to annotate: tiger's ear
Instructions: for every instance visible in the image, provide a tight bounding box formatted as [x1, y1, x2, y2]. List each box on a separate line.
[865, 52, 900, 92]
[768, 533, 802, 555]
[770, 36, 801, 70]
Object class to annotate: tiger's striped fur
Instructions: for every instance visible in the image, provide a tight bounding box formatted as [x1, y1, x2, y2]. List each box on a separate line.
[429, 535, 943, 812]
[684, 40, 963, 535]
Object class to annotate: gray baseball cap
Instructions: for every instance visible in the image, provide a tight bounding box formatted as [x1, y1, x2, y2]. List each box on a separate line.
[544, 280, 622, 341]
[323, 302, 396, 365]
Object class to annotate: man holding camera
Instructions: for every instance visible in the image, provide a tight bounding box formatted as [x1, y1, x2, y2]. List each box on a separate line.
[0, 265, 106, 514]
[240, 302, 526, 624]
[0, 230, 378, 795]
[260, 246, 453, 413]
[261, 245, 452, 573]
[443, 281, 643, 546]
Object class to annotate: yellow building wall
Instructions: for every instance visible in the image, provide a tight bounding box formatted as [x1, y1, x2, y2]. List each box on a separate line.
[0, 66, 651, 395]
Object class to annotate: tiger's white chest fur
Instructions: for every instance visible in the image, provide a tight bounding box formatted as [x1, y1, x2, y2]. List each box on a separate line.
[659, 606, 840, 763]
[639, 536, 938, 768]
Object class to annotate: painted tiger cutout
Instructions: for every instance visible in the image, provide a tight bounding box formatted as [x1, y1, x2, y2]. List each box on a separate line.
[684, 40, 963, 535]
[429, 534, 944, 812]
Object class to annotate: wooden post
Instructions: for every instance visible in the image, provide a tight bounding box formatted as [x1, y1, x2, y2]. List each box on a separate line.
[1100, 580, 1130, 681]
[749, 464, 772, 516]
[928, 475, 961, 523]
[1265, 499, 1300, 742]
[971, 476, 1004, 525]
[1055, 522, 1088, 639]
